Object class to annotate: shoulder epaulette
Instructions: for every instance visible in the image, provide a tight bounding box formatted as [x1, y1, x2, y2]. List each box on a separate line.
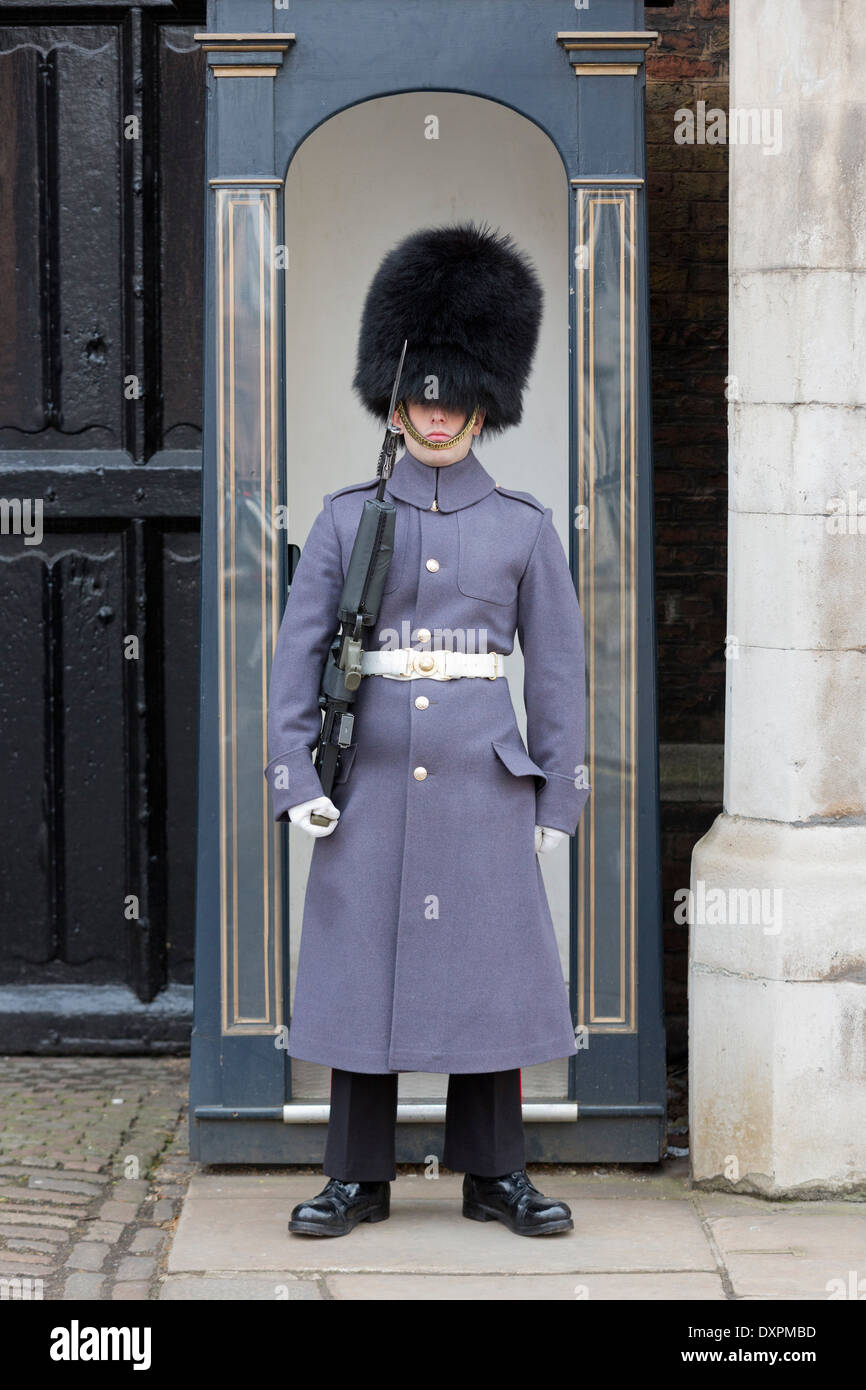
[493, 483, 546, 513]
[328, 477, 380, 500]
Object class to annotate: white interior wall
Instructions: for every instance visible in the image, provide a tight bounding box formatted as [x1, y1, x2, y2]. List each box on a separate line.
[283, 91, 572, 1100]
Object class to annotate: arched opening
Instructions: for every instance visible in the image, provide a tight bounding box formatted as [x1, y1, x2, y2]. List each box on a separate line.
[283, 90, 573, 1107]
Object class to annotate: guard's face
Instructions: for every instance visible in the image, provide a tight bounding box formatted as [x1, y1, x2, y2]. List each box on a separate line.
[392, 399, 485, 467]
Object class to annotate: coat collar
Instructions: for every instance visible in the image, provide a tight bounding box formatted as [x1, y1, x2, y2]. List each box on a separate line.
[385, 446, 496, 512]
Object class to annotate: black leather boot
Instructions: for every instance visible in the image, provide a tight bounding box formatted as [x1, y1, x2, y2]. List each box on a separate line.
[288, 1178, 390, 1237]
[462, 1170, 573, 1236]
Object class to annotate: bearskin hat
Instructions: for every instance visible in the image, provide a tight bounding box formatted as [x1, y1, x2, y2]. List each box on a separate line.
[352, 220, 543, 437]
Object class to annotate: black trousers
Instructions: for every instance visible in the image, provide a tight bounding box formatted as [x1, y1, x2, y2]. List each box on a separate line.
[322, 1068, 526, 1182]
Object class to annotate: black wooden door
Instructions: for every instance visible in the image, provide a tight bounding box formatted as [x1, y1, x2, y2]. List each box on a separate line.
[0, 1, 206, 1050]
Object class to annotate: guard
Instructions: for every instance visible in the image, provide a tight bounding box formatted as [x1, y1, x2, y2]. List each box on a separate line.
[265, 222, 591, 1237]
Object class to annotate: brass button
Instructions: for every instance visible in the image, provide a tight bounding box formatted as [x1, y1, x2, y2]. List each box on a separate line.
[413, 766, 428, 780]
[417, 654, 435, 672]
[415, 696, 429, 709]
[425, 558, 440, 572]
[415, 627, 431, 643]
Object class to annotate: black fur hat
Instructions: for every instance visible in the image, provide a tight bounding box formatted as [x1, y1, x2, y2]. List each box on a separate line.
[352, 220, 543, 437]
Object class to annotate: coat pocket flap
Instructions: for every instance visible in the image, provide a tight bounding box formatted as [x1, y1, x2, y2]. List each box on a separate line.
[334, 742, 359, 784]
[491, 739, 548, 785]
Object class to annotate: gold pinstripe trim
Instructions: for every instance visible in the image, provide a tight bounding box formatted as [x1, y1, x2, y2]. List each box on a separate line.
[576, 186, 638, 1034]
[216, 183, 283, 1035]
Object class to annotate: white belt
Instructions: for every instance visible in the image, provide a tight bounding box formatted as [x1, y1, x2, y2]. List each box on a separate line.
[360, 648, 505, 681]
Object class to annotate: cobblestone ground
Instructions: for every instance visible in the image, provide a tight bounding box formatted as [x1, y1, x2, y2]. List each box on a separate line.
[0, 1056, 690, 1300]
[0, 1057, 192, 1301]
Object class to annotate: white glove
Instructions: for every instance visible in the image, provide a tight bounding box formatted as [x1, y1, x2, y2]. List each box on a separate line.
[288, 795, 340, 837]
[535, 825, 565, 854]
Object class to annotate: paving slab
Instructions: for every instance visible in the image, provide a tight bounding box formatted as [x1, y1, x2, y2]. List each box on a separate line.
[190, 1167, 693, 1201]
[701, 1199, 866, 1259]
[160, 1275, 323, 1300]
[0, 1166, 108, 1184]
[0, 1259, 49, 1277]
[0, 1225, 68, 1243]
[694, 1198, 866, 1300]
[111, 1282, 151, 1300]
[190, 1172, 465, 1201]
[325, 1271, 726, 1299]
[0, 1211, 78, 1229]
[65, 1242, 109, 1271]
[0, 1186, 89, 1206]
[62, 1274, 104, 1299]
[168, 1175, 714, 1275]
[723, 1253, 864, 1301]
[26, 1177, 105, 1197]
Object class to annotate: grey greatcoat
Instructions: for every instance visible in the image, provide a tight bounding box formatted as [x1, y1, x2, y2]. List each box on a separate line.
[265, 445, 590, 1074]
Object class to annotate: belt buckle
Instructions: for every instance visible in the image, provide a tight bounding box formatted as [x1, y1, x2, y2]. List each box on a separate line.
[410, 648, 431, 678]
[412, 648, 451, 680]
[488, 653, 500, 680]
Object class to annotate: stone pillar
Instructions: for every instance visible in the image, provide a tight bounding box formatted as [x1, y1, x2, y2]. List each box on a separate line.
[689, 0, 866, 1195]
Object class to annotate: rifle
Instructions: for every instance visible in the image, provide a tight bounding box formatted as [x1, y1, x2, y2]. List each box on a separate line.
[309, 340, 407, 825]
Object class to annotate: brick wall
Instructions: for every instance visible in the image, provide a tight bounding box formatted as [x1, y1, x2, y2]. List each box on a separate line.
[646, 0, 730, 1058]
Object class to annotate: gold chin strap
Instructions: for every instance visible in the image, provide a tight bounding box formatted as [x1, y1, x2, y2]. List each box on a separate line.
[397, 400, 479, 451]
